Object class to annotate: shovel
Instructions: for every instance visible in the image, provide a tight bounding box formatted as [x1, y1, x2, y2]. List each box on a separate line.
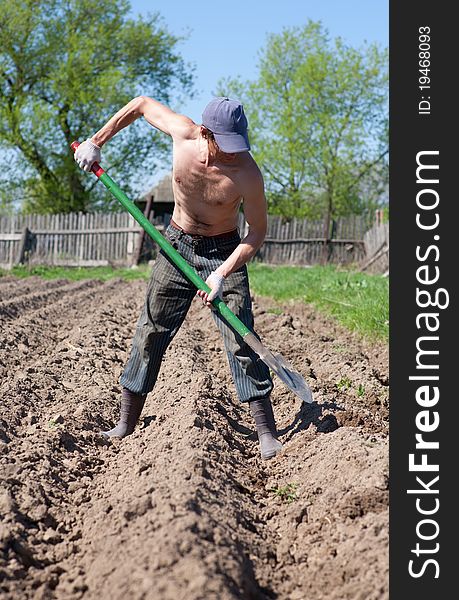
[71, 141, 313, 404]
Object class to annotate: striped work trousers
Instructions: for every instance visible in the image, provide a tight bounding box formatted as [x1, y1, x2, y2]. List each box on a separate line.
[120, 222, 273, 403]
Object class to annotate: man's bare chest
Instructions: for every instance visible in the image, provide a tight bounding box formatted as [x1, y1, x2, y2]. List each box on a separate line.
[173, 159, 241, 207]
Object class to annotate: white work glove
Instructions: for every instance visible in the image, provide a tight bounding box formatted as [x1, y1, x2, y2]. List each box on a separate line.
[74, 139, 101, 172]
[197, 271, 225, 307]
[207, 271, 225, 301]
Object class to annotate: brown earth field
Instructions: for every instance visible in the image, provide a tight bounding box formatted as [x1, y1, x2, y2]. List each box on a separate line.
[0, 274, 389, 600]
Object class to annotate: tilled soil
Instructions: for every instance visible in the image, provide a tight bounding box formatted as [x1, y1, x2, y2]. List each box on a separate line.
[0, 274, 388, 600]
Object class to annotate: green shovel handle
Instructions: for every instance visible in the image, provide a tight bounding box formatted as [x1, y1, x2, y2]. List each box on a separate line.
[71, 141, 251, 338]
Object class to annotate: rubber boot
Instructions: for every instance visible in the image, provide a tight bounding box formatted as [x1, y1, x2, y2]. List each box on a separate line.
[249, 397, 283, 460]
[102, 388, 146, 438]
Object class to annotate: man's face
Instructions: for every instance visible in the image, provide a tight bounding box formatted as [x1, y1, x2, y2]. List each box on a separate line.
[200, 126, 236, 160]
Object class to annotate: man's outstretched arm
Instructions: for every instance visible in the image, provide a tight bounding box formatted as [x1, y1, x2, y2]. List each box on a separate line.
[75, 96, 194, 171]
[91, 96, 194, 146]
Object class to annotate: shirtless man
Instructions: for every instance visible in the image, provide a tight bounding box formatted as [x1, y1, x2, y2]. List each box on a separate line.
[74, 96, 282, 460]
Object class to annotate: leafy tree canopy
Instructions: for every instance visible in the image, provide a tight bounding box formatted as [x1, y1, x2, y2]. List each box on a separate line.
[218, 21, 388, 220]
[0, 0, 194, 213]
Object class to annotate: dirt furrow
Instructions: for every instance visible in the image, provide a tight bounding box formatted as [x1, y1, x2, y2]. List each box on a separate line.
[0, 278, 136, 379]
[0, 276, 389, 599]
[191, 295, 389, 599]
[1, 279, 142, 437]
[0, 279, 106, 321]
[50, 325, 271, 600]
[0, 276, 17, 285]
[1, 279, 145, 598]
[1, 280, 269, 599]
[0, 277, 69, 303]
[0, 276, 63, 304]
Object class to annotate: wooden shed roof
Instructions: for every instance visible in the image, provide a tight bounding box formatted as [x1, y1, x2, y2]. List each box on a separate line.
[144, 173, 174, 204]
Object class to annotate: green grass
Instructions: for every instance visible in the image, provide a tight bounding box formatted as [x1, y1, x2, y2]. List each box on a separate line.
[337, 376, 352, 391]
[247, 263, 388, 341]
[269, 483, 299, 504]
[0, 264, 151, 282]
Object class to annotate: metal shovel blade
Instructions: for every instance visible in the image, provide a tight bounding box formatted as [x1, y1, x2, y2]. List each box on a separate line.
[244, 333, 313, 404]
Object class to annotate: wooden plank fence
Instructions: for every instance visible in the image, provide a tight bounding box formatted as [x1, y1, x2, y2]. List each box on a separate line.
[1, 211, 377, 270]
[0, 212, 166, 269]
[247, 213, 372, 266]
[362, 222, 389, 274]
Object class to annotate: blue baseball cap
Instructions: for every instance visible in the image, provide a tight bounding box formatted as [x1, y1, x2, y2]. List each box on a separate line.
[202, 97, 250, 153]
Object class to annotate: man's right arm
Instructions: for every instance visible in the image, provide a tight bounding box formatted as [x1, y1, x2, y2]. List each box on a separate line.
[74, 96, 194, 171]
[91, 96, 194, 147]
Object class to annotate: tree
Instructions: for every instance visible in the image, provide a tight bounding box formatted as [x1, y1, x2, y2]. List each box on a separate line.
[218, 21, 388, 221]
[0, 0, 194, 213]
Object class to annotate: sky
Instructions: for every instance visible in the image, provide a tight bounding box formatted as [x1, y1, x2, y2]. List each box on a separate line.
[129, 0, 388, 123]
[2, 0, 388, 207]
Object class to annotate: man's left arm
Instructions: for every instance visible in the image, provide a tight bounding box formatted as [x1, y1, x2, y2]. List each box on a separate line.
[198, 169, 267, 305]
